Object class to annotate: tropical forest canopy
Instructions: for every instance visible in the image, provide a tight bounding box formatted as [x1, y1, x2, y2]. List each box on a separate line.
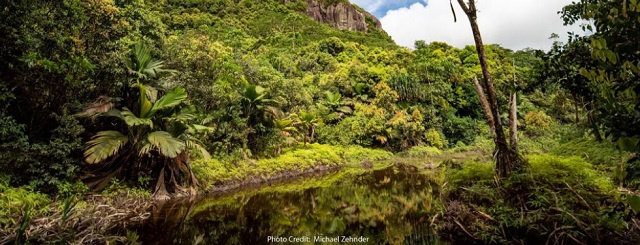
[0, 0, 639, 243]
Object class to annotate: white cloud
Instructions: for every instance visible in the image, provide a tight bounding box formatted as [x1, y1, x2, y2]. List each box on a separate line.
[380, 0, 583, 50]
[351, 0, 385, 14]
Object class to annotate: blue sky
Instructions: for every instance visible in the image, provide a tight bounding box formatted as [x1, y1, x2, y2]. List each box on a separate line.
[351, 0, 423, 18]
[350, 0, 582, 51]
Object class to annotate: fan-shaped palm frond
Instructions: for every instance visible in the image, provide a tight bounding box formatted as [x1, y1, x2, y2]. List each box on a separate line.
[84, 131, 129, 164]
[121, 108, 153, 127]
[125, 41, 176, 80]
[325, 91, 342, 106]
[274, 119, 298, 133]
[150, 87, 188, 115]
[139, 83, 153, 117]
[147, 131, 185, 158]
[240, 81, 266, 104]
[185, 140, 211, 160]
[293, 111, 322, 146]
[336, 106, 353, 114]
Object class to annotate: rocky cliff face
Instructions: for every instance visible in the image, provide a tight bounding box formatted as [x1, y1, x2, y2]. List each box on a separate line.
[304, 0, 383, 32]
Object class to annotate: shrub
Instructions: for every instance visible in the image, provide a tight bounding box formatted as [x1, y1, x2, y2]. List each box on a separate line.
[0, 113, 84, 192]
[443, 155, 632, 244]
[0, 178, 51, 229]
[524, 111, 553, 136]
[424, 128, 445, 149]
[405, 146, 443, 158]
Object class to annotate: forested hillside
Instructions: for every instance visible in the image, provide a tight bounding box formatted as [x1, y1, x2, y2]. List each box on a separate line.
[1, 0, 639, 244]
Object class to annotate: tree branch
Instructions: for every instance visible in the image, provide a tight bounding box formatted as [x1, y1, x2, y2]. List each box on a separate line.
[456, 0, 472, 15]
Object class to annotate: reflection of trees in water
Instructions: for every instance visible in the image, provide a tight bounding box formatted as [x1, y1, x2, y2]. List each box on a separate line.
[137, 165, 444, 244]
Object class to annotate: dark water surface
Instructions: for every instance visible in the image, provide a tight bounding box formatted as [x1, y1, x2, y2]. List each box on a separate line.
[135, 164, 446, 244]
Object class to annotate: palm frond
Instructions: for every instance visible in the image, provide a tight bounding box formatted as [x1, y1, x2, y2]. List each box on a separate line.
[173, 106, 197, 121]
[122, 108, 153, 127]
[77, 96, 114, 118]
[139, 83, 153, 117]
[337, 106, 353, 114]
[147, 131, 185, 158]
[186, 140, 212, 160]
[150, 87, 188, 115]
[190, 124, 215, 133]
[145, 86, 159, 103]
[85, 131, 129, 164]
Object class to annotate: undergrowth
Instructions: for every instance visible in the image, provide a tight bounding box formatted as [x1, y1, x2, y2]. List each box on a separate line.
[0, 177, 50, 229]
[442, 154, 639, 244]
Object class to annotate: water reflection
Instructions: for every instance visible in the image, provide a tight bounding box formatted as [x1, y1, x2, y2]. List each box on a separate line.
[136, 164, 446, 244]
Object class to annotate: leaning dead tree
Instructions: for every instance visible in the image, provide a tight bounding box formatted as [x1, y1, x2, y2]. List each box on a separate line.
[452, 0, 522, 178]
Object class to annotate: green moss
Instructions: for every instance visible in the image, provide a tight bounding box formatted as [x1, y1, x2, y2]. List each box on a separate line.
[448, 161, 494, 187]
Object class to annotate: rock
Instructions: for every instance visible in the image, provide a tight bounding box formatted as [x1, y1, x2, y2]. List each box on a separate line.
[303, 0, 382, 32]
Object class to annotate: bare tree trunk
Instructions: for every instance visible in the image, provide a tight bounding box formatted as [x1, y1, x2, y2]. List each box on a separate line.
[456, 0, 518, 177]
[473, 77, 496, 137]
[509, 91, 518, 152]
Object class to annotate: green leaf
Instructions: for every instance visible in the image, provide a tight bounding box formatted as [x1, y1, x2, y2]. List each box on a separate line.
[174, 106, 197, 121]
[191, 124, 214, 132]
[122, 108, 153, 127]
[139, 83, 153, 117]
[85, 131, 128, 164]
[147, 131, 185, 158]
[103, 109, 124, 119]
[186, 141, 211, 160]
[629, 195, 640, 213]
[337, 106, 353, 114]
[150, 87, 188, 115]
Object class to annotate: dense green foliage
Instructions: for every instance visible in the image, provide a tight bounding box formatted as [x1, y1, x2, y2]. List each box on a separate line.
[444, 154, 639, 244]
[193, 144, 392, 189]
[0, 0, 547, 192]
[1, 0, 639, 243]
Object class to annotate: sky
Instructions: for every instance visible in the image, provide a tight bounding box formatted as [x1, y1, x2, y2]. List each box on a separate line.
[351, 0, 583, 51]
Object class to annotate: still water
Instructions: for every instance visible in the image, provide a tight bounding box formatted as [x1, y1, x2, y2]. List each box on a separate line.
[135, 164, 446, 244]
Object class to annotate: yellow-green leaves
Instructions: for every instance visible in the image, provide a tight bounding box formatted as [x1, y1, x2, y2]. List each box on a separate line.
[85, 131, 129, 164]
[147, 131, 185, 158]
[121, 108, 153, 127]
[139, 83, 153, 118]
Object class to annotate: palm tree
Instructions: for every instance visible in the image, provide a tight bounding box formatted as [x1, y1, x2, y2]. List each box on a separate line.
[272, 117, 298, 155]
[352, 82, 369, 102]
[292, 111, 322, 147]
[240, 80, 279, 120]
[84, 87, 210, 198]
[239, 79, 279, 153]
[82, 42, 209, 199]
[323, 91, 353, 123]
